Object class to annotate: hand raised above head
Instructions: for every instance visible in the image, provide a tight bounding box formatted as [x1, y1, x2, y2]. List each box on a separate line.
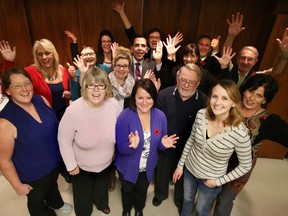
[111, 0, 125, 14]
[227, 12, 245, 37]
[0, 40, 16, 61]
[152, 41, 163, 62]
[64, 30, 77, 43]
[276, 27, 288, 58]
[172, 31, 184, 47]
[163, 35, 181, 56]
[214, 46, 235, 69]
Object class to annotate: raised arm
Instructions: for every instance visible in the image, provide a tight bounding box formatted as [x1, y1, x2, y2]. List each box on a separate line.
[0, 40, 16, 74]
[271, 28, 288, 76]
[214, 46, 236, 69]
[223, 12, 245, 48]
[163, 35, 181, 61]
[64, 30, 79, 60]
[111, 1, 132, 29]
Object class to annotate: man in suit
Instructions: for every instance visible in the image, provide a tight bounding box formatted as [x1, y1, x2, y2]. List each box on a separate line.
[130, 35, 161, 80]
[197, 35, 223, 79]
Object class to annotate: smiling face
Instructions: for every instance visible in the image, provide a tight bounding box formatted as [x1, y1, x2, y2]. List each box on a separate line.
[148, 31, 161, 50]
[6, 74, 34, 105]
[209, 84, 235, 119]
[135, 87, 154, 114]
[242, 86, 265, 111]
[81, 47, 97, 68]
[114, 58, 130, 81]
[85, 80, 107, 108]
[197, 37, 212, 58]
[101, 35, 112, 53]
[237, 49, 258, 75]
[176, 66, 200, 101]
[131, 37, 148, 61]
[183, 53, 198, 65]
[36, 46, 54, 70]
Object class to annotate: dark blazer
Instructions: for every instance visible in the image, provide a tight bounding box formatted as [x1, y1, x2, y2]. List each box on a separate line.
[226, 65, 256, 88]
[130, 58, 156, 79]
[200, 55, 223, 80]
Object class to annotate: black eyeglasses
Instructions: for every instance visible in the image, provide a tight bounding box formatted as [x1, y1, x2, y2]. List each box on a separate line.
[178, 77, 198, 87]
[86, 83, 106, 90]
[115, 65, 130, 70]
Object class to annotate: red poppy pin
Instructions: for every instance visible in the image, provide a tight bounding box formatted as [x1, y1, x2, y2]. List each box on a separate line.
[154, 129, 160, 135]
[201, 61, 206, 66]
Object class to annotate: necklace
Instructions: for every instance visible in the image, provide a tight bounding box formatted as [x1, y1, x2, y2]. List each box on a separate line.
[47, 72, 57, 81]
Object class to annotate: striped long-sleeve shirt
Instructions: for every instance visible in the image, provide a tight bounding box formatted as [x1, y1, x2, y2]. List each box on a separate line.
[177, 108, 252, 186]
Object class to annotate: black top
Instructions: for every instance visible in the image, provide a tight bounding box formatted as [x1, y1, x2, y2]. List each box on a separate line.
[157, 86, 208, 156]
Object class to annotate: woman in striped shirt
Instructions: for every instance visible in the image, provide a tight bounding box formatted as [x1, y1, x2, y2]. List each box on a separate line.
[173, 79, 252, 216]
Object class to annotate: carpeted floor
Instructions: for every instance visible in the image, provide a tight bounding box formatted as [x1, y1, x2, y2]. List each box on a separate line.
[0, 158, 287, 216]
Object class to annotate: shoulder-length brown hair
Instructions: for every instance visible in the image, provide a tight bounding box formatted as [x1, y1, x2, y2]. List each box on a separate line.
[206, 79, 242, 127]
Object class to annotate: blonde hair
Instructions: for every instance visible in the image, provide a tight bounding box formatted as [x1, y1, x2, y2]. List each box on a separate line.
[206, 79, 242, 127]
[32, 39, 62, 80]
[112, 46, 132, 66]
[81, 67, 112, 100]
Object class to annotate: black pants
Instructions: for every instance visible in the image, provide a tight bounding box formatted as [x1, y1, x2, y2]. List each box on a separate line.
[26, 166, 64, 216]
[118, 171, 150, 212]
[72, 166, 110, 216]
[154, 151, 183, 210]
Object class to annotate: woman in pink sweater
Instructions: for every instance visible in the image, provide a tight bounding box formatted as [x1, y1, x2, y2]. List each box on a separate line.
[58, 67, 121, 216]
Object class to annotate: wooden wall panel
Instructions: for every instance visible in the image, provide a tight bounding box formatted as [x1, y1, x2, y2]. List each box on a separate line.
[1, 0, 287, 158]
[76, 0, 143, 50]
[0, 0, 32, 67]
[258, 15, 288, 159]
[23, 0, 80, 66]
[199, 0, 276, 57]
[143, 0, 201, 45]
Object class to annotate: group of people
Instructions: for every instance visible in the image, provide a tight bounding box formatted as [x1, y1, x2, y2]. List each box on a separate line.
[0, 1, 288, 216]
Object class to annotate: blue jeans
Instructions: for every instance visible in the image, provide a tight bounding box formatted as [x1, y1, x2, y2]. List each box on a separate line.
[181, 169, 222, 216]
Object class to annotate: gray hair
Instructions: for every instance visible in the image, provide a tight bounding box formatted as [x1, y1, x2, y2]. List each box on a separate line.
[239, 46, 259, 59]
[177, 63, 202, 81]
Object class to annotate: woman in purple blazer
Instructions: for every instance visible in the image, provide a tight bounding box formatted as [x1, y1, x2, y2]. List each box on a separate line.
[115, 79, 179, 216]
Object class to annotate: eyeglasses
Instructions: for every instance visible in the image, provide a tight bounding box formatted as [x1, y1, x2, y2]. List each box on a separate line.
[37, 52, 52, 57]
[115, 64, 130, 70]
[81, 52, 95, 57]
[239, 56, 255, 62]
[86, 83, 106, 90]
[178, 77, 198, 87]
[148, 36, 161, 40]
[101, 40, 112, 44]
[10, 82, 33, 90]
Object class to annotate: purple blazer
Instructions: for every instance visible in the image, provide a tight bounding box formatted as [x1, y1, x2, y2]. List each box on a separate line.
[115, 107, 167, 183]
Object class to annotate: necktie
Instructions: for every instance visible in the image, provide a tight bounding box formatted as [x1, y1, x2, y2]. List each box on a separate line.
[135, 63, 141, 79]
